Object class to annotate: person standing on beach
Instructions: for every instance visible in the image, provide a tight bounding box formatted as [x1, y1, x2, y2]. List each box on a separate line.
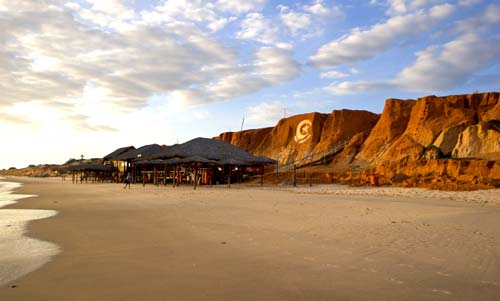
[124, 173, 132, 189]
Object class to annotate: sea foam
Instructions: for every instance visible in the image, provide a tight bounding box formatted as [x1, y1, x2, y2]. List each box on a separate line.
[0, 180, 60, 286]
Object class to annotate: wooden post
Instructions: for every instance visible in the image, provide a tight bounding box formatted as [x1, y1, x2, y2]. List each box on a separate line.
[309, 173, 312, 187]
[153, 166, 156, 186]
[275, 161, 279, 185]
[293, 164, 297, 187]
[260, 164, 264, 186]
[194, 164, 198, 190]
[163, 164, 167, 186]
[132, 164, 136, 184]
[228, 165, 231, 188]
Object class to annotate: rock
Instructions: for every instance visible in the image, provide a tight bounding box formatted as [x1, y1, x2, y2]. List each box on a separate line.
[453, 120, 500, 159]
[432, 123, 470, 156]
[356, 99, 415, 164]
[211, 92, 500, 190]
[216, 110, 378, 165]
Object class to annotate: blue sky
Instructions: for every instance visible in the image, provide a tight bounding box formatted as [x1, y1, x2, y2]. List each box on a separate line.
[0, 0, 499, 169]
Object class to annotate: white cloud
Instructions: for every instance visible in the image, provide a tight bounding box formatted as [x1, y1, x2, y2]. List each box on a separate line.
[171, 46, 301, 106]
[327, 33, 500, 94]
[0, 0, 301, 133]
[303, 0, 344, 18]
[139, 0, 235, 33]
[326, 80, 396, 95]
[349, 68, 360, 74]
[325, 4, 500, 95]
[215, 0, 267, 14]
[278, 1, 343, 40]
[397, 34, 500, 91]
[309, 3, 455, 68]
[236, 13, 280, 45]
[254, 47, 301, 84]
[320, 70, 349, 79]
[455, 3, 500, 34]
[279, 6, 313, 37]
[245, 101, 287, 126]
[384, 0, 446, 16]
[458, 0, 483, 7]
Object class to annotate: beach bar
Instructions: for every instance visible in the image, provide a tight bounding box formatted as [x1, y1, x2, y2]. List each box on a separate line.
[106, 138, 276, 188]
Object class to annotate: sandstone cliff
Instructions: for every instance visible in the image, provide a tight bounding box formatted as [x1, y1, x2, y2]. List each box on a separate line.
[215, 92, 500, 190]
[216, 110, 379, 165]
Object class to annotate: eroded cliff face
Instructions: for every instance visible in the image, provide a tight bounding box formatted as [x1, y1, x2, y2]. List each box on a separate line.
[453, 121, 500, 160]
[355, 99, 416, 165]
[216, 110, 379, 164]
[215, 92, 500, 189]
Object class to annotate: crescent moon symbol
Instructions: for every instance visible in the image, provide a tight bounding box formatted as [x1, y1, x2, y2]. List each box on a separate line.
[294, 119, 312, 144]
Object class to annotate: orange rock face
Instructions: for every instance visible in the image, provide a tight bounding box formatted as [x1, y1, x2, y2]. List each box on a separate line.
[216, 110, 379, 164]
[356, 98, 416, 165]
[215, 92, 500, 189]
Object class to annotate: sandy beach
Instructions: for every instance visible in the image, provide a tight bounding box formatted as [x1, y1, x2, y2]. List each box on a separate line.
[1, 177, 500, 300]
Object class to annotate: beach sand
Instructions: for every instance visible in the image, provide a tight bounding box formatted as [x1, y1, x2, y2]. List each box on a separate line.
[1, 177, 500, 300]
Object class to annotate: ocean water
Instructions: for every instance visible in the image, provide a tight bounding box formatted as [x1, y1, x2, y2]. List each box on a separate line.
[0, 179, 60, 286]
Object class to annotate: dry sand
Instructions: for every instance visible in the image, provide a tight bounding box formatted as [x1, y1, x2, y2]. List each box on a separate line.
[1, 177, 500, 300]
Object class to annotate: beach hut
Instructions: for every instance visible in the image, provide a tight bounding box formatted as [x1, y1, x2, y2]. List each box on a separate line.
[67, 163, 113, 183]
[115, 144, 167, 183]
[102, 146, 135, 182]
[148, 137, 276, 187]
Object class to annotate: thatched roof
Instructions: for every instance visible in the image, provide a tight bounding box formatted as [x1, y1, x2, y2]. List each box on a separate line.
[115, 144, 166, 161]
[103, 146, 135, 161]
[67, 164, 113, 172]
[178, 156, 217, 165]
[149, 137, 276, 165]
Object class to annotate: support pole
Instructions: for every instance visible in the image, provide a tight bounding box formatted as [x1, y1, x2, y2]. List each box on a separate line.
[194, 164, 198, 190]
[275, 161, 279, 185]
[293, 164, 297, 187]
[260, 164, 264, 186]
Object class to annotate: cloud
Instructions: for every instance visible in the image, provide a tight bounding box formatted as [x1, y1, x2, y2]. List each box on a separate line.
[303, 0, 343, 18]
[170, 47, 301, 106]
[236, 13, 282, 45]
[279, 6, 314, 37]
[397, 34, 500, 92]
[245, 101, 287, 126]
[327, 34, 500, 94]
[458, 0, 483, 7]
[215, 0, 267, 14]
[0, 0, 303, 133]
[0, 112, 31, 124]
[278, 1, 344, 40]
[320, 70, 349, 79]
[309, 3, 455, 68]
[455, 3, 500, 34]
[139, 0, 238, 33]
[384, 0, 447, 16]
[326, 80, 396, 95]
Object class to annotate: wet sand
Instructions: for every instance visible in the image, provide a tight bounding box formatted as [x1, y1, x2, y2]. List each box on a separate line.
[1, 177, 500, 300]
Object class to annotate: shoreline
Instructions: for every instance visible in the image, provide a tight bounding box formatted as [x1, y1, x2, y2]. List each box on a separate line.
[0, 178, 60, 287]
[1, 177, 500, 300]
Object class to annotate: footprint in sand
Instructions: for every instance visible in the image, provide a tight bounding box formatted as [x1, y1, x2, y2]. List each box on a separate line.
[436, 271, 451, 277]
[479, 280, 500, 286]
[389, 277, 404, 285]
[431, 289, 453, 296]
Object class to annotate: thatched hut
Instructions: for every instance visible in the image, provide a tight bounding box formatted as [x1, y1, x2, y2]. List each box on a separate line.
[67, 163, 113, 184]
[102, 146, 135, 182]
[114, 144, 167, 183]
[146, 137, 276, 187]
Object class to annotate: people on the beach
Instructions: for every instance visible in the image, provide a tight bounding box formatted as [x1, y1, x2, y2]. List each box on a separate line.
[124, 173, 132, 189]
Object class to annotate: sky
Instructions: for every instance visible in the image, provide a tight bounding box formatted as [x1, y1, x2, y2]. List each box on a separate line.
[1, 0, 499, 169]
